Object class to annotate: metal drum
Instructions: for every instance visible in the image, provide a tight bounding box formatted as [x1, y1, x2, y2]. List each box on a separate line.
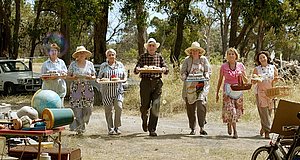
[42, 108, 74, 129]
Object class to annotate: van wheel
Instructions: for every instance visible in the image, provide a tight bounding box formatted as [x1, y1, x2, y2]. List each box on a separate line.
[93, 88, 102, 106]
[4, 83, 15, 95]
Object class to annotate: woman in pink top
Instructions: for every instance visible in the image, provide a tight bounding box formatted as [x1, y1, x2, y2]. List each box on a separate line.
[216, 48, 248, 139]
[252, 51, 282, 139]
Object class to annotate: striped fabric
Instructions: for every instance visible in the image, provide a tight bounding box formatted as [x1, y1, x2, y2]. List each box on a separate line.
[98, 61, 126, 106]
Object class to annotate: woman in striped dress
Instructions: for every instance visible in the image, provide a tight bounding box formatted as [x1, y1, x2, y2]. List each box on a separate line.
[98, 49, 126, 135]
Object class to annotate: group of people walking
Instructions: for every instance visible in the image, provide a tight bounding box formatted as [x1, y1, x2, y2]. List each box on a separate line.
[40, 38, 282, 138]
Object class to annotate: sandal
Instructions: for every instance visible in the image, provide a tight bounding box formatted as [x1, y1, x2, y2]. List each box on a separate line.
[227, 123, 232, 135]
[233, 132, 238, 139]
[260, 128, 264, 136]
[265, 131, 270, 139]
[200, 130, 208, 135]
[189, 129, 196, 135]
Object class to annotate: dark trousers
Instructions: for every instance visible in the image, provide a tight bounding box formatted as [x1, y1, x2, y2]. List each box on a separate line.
[140, 78, 163, 132]
[185, 99, 207, 129]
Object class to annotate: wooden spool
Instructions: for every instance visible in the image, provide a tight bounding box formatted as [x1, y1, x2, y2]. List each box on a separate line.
[42, 108, 74, 129]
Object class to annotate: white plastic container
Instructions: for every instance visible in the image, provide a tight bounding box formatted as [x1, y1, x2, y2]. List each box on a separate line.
[40, 152, 51, 160]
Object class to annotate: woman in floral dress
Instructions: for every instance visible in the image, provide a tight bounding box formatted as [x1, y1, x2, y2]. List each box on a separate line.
[252, 51, 282, 139]
[67, 46, 96, 135]
[216, 48, 248, 139]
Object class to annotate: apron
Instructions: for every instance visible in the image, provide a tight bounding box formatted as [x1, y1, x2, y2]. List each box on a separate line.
[224, 83, 243, 99]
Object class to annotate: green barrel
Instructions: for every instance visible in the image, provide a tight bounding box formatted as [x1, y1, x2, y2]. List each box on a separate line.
[42, 108, 74, 129]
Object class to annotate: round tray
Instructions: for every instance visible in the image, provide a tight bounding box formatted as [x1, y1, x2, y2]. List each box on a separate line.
[98, 79, 126, 84]
[251, 77, 263, 82]
[186, 78, 209, 82]
[230, 84, 252, 91]
[41, 75, 66, 79]
[139, 69, 162, 73]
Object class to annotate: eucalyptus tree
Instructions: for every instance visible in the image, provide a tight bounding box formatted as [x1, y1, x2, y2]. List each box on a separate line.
[156, 0, 206, 65]
[0, 0, 12, 58]
[93, 0, 111, 64]
[206, 0, 286, 60]
[12, 0, 20, 59]
[277, 0, 300, 60]
[120, 0, 149, 56]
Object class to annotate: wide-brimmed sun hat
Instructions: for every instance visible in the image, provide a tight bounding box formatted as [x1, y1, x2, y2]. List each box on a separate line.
[50, 43, 60, 51]
[105, 48, 117, 56]
[184, 42, 205, 55]
[144, 38, 160, 49]
[72, 46, 92, 58]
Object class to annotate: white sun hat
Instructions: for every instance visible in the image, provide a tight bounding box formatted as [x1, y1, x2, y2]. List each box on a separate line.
[184, 42, 205, 55]
[144, 38, 160, 49]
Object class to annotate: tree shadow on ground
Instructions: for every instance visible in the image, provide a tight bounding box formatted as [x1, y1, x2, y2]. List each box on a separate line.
[65, 132, 190, 140]
[65, 132, 268, 142]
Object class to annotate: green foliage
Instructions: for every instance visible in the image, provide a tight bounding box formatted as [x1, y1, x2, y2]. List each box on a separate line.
[160, 49, 171, 63]
[121, 48, 138, 61]
[209, 52, 223, 65]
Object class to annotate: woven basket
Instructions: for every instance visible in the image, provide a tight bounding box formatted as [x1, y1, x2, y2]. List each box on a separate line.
[230, 75, 252, 91]
[231, 83, 252, 91]
[265, 86, 291, 98]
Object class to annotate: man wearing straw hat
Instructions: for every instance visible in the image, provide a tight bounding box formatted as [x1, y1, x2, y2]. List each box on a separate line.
[181, 42, 211, 135]
[134, 38, 169, 136]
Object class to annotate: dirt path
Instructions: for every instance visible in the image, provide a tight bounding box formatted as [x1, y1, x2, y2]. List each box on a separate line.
[61, 110, 270, 160]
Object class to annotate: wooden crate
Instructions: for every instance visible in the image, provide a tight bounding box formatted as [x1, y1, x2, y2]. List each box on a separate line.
[8, 146, 81, 160]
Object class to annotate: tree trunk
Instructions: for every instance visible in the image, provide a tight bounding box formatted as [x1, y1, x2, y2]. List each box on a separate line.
[221, 1, 229, 59]
[239, 18, 258, 59]
[135, 0, 146, 56]
[60, 2, 71, 65]
[29, 0, 43, 70]
[256, 18, 264, 54]
[94, 0, 109, 64]
[0, 0, 12, 58]
[171, 1, 191, 66]
[205, 18, 213, 59]
[12, 0, 20, 59]
[229, 0, 239, 48]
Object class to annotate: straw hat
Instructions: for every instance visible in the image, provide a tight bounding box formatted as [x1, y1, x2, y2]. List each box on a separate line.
[184, 42, 205, 55]
[50, 43, 60, 51]
[72, 46, 92, 58]
[144, 38, 160, 49]
[105, 48, 117, 56]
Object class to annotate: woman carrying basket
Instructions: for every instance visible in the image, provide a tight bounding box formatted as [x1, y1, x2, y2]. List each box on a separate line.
[216, 48, 248, 139]
[252, 51, 282, 139]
